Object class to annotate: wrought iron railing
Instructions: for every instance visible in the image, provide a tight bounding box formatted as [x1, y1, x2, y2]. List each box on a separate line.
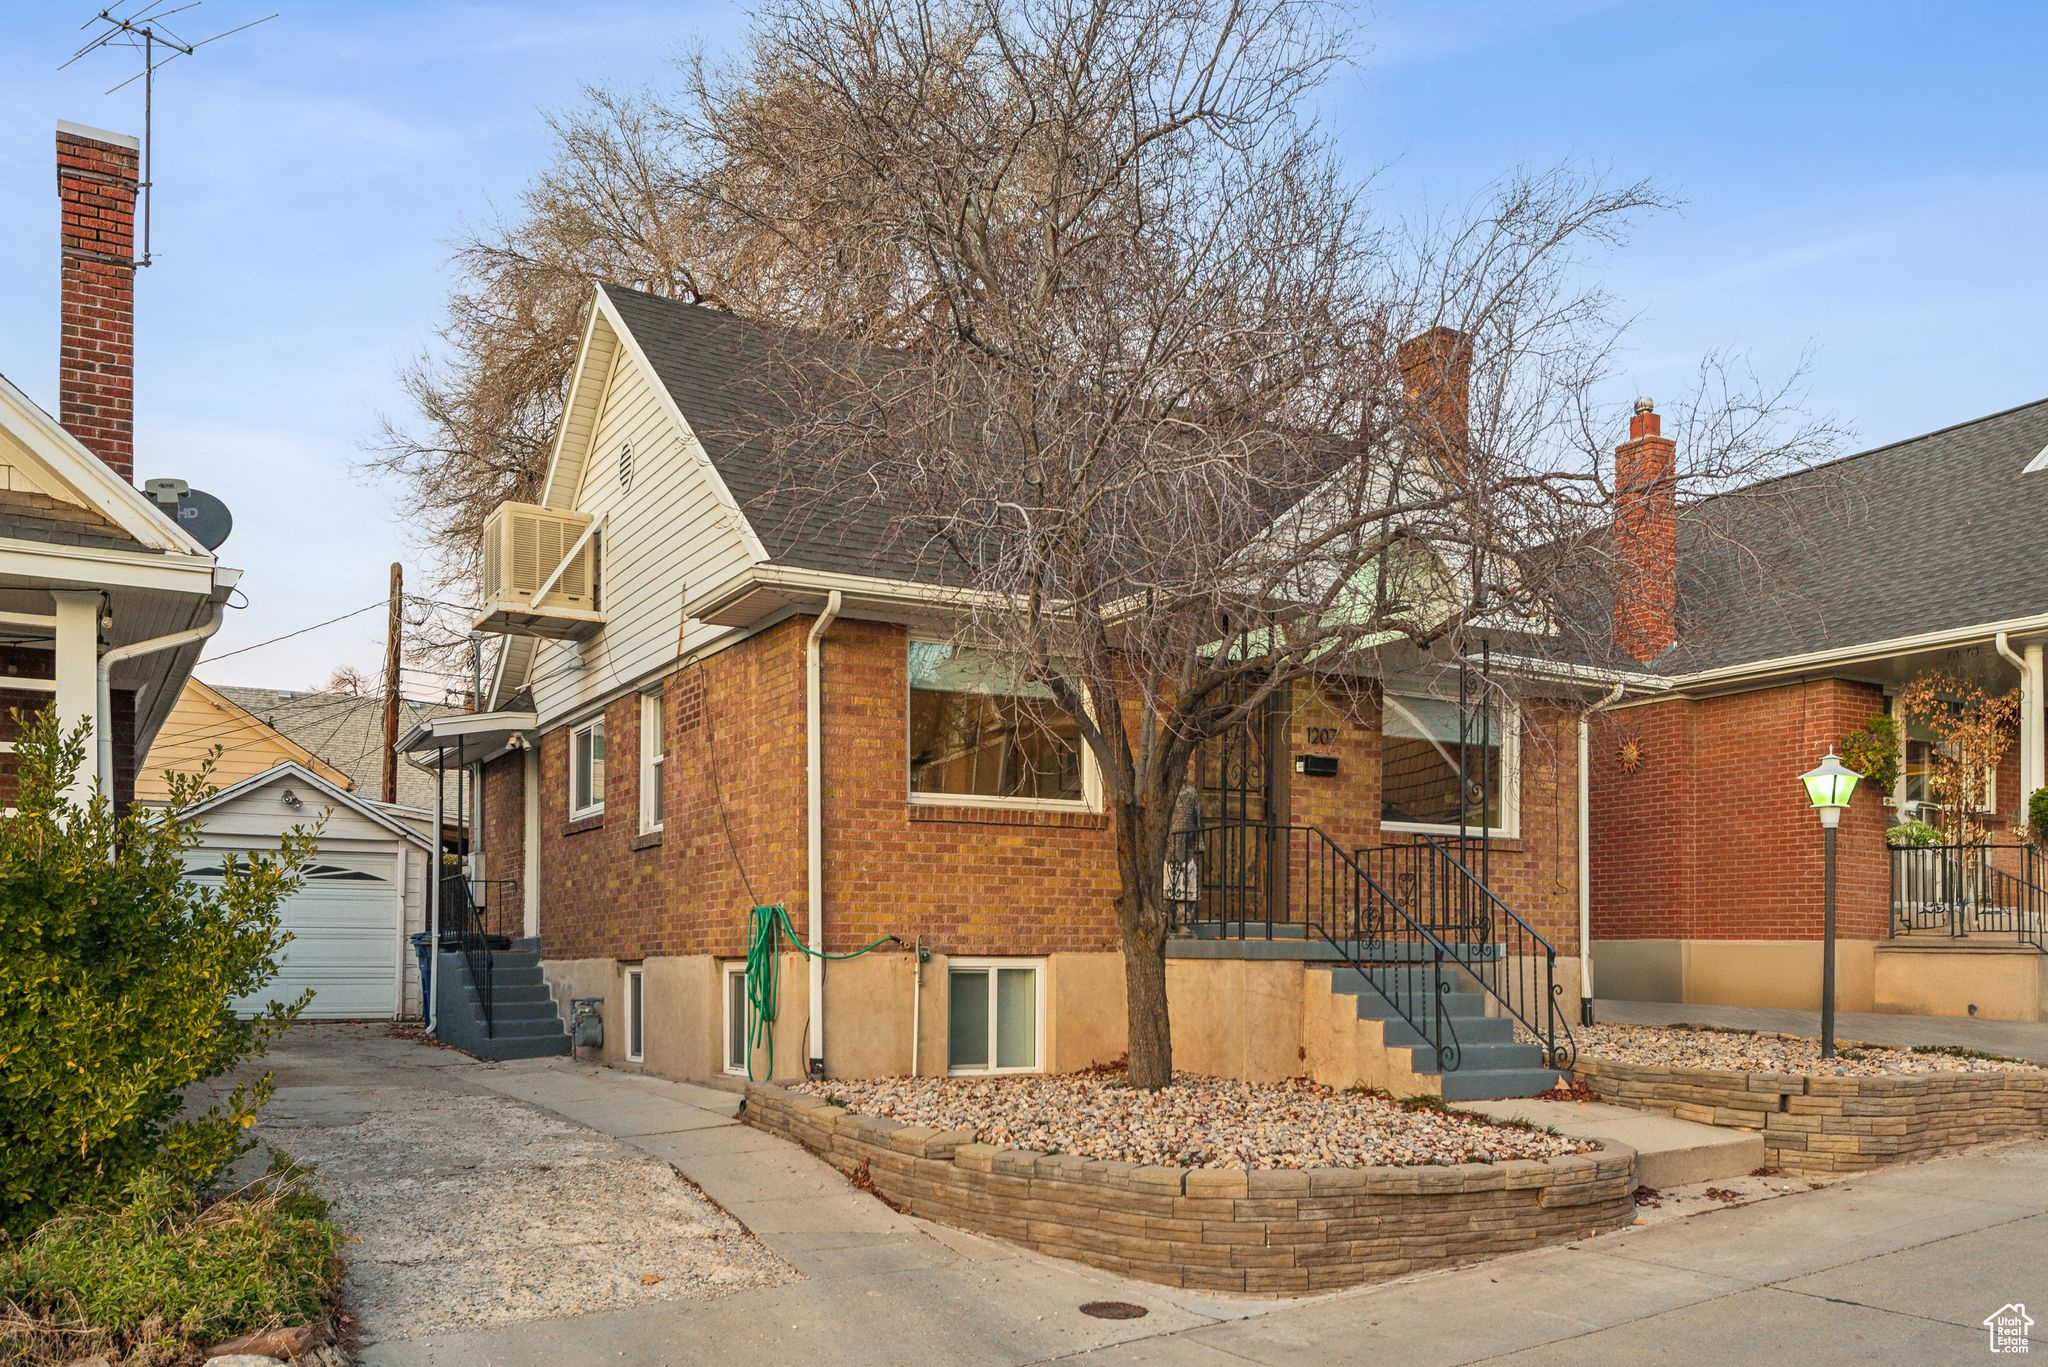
[1177, 822, 1463, 1071]
[1360, 834, 1575, 1069]
[1890, 843, 2046, 951]
[438, 875, 516, 1037]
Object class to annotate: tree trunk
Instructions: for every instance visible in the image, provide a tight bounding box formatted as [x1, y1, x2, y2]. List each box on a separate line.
[1114, 801, 1175, 1088]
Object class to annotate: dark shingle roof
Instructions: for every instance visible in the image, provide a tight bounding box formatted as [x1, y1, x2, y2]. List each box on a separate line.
[1666, 397, 2048, 674]
[209, 684, 464, 814]
[601, 284, 913, 579]
[0, 488, 151, 552]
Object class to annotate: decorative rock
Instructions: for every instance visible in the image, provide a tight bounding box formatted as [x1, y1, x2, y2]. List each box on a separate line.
[207, 1326, 319, 1360]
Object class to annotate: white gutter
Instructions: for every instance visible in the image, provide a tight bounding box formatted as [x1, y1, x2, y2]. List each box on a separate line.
[1578, 682, 1627, 1026]
[1995, 632, 2043, 815]
[805, 590, 843, 1076]
[96, 603, 224, 791]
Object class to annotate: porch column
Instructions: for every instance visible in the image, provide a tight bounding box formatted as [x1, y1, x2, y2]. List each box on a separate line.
[2025, 642, 2045, 813]
[50, 591, 100, 804]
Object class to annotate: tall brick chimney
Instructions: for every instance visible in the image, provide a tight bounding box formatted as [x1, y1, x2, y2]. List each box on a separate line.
[1396, 326, 1471, 487]
[1614, 396, 1678, 663]
[56, 121, 141, 482]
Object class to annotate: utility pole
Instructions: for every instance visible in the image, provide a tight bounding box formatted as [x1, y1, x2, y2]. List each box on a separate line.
[382, 561, 402, 804]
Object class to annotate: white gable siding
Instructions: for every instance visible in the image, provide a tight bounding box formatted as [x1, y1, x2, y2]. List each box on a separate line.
[525, 346, 754, 725]
[0, 424, 76, 500]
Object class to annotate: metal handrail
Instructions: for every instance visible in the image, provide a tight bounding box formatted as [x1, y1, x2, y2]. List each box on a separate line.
[1890, 842, 2047, 952]
[1362, 834, 1576, 1069]
[1184, 822, 1463, 1072]
[438, 873, 495, 1038]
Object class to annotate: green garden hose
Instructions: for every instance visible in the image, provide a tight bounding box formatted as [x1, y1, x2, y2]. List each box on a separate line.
[745, 904, 900, 1081]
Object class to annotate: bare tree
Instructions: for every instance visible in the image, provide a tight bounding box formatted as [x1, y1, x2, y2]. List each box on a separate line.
[386, 0, 1836, 1087]
[324, 664, 370, 697]
[1897, 670, 2020, 846]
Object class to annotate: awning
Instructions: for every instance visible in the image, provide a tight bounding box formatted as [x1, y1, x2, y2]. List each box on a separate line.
[399, 708, 538, 769]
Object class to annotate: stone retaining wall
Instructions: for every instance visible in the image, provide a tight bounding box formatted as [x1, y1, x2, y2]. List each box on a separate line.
[742, 1081, 1634, 1295]
[1574, 1056, 2048, 1175]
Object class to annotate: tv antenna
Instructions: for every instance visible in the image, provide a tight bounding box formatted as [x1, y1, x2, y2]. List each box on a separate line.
[60, 2, 278, 267]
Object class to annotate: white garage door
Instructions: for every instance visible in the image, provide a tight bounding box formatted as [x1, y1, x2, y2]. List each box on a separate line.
[187, 850, 402, 1020]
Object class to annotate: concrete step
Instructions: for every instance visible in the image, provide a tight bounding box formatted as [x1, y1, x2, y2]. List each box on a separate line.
[1376, 1013, 1518, 1047]
[1456, 1097, 1768, 1187]
[478, 1014, 572, 1041]
[466, 1031, 572, 1061]
[487, 998, 562, 1025]
[1435, 1066, 1567, 1101]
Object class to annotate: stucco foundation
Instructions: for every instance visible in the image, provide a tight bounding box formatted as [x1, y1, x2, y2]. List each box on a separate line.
[1593, 937, 1876, 1012]
[1872, 943, 2047, 1022]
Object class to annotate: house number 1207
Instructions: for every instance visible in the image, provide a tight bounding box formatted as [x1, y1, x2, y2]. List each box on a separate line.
[1305, 726, 1339, 746]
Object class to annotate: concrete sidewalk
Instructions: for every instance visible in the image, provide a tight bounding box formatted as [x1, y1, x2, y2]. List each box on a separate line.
[265, 1030, 2048, 1365]
[1596, 998, 2048, 1062]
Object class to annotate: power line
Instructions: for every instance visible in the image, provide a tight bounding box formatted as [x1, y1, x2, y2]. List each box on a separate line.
[204, 600, 383, 663]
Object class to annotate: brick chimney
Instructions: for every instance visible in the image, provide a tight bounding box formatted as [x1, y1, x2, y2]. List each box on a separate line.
[1396, 326, 1471, 487]
[1614, 396, 1678, 663]
[56, 122, 141, 482]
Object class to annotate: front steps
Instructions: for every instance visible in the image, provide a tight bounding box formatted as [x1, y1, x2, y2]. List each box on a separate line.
[1458, 1097, 1766, 1187]
[1308, 965, 1562, 1100]
[433, 948, 572, 1061]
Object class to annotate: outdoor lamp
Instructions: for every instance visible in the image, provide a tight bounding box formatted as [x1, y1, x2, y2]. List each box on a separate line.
[1800, 751, 1862, 824]
[1799, 750, 1863, 1058]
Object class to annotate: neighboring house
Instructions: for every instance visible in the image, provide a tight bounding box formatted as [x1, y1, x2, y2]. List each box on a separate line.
[0, 124, 236, 809]
[180, 761, 434, 1020]
[407, 284, 1617, 1094]
[1586, 398, 2048, 1021]
[141, 678, 461, 819]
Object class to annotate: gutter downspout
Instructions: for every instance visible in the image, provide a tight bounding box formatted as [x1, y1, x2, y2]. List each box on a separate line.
[97, 603, 224, 792]
[806, 590, 844, 1077]
[1579, 682, 1627, 1026]
[1995, 633, 2043, 818]
[428, 745, 444, 1035]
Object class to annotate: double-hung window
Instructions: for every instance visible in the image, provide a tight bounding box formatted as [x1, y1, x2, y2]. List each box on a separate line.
[1901, 717, 1997, 814]
[1380, 693, 1519, 837]
[947, 960, 1043, 1074]
[570, 717, 606, 819]
[640, 687, 666, 834]
[908, 641, 1089, 807]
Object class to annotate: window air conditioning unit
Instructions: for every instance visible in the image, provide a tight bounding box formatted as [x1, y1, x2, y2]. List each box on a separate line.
[482, 503, 597, 612]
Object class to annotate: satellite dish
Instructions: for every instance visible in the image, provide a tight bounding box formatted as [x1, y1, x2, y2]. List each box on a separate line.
[142, 479, 233, 550]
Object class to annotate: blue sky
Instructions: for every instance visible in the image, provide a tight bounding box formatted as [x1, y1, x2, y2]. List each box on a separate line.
[1, 1, 2042, 689]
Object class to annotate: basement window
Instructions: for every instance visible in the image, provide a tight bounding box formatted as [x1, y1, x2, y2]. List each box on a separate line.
[1380, 693, 1520, 838]
[570, 716, 606, 820]
[623, 966, 645, 1063]
[724, 962, 750, 1076]
[947, 960, 1043, 1074]
[908, 640, 1089, 808]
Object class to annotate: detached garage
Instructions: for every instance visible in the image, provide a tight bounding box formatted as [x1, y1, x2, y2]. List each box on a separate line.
[179, 762, 434, 1020]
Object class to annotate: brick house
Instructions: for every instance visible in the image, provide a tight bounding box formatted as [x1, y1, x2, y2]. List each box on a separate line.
[408, 284, 1627, 1095]
[1583, 397, 2048, 1021]
[0, 124, 237, 809]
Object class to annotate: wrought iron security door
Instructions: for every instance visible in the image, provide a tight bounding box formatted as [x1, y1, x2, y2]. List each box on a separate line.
[1193, 683, 1283, 928]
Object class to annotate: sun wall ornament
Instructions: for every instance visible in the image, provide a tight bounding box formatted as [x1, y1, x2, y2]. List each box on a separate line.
[1617, 735, 1644, 773]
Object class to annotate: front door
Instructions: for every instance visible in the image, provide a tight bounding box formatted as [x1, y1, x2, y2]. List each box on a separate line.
[1192, 684, 1284, 928]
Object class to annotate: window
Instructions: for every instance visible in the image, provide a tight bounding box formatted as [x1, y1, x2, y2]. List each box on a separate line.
[570, 716, 606, 819]
[1380, 693, 1518, 836]
[908, 641, 1087, 806]
[640, 687, 666, 834]
[723, 963, 751, 1076]
[946, 960, 1043, 1074]
[623, 966, 645, 1063]
[1901, 717, 1997, 814]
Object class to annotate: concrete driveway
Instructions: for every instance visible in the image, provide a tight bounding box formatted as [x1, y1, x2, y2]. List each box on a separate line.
[252, 1026, 2048, 1366]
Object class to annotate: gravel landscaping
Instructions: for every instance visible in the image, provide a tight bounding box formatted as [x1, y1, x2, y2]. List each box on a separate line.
[788, 1072, 1597, 1169]
[1574, 1022, 2048, 1077]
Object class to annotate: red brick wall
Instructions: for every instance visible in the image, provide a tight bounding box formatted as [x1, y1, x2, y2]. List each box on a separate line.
[478, 750, 525, 929]
[56, 126, 139, 481]
[1284, 684, 1581, 952]
[1590, 678, 1890, 944]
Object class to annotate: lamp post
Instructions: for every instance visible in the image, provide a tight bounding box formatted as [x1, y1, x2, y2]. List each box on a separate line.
[1800, 751, 1862, 1058]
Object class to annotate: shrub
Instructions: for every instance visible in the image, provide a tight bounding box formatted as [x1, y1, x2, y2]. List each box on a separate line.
[0, 713, 313, 1236]
[1838, 714, 1900, 797]
[2029, 787, 2048, 846]
[1886, 819, 1945, 848]
[0, 1153, 340, 1365]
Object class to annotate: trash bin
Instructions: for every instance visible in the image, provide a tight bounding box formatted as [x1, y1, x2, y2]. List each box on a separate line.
[409, 931, 432, 1022]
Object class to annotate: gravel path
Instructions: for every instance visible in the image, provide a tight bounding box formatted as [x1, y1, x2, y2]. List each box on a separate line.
[1575, 1022, 2048, 1077]
[791, 1072, 1596, 1169]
